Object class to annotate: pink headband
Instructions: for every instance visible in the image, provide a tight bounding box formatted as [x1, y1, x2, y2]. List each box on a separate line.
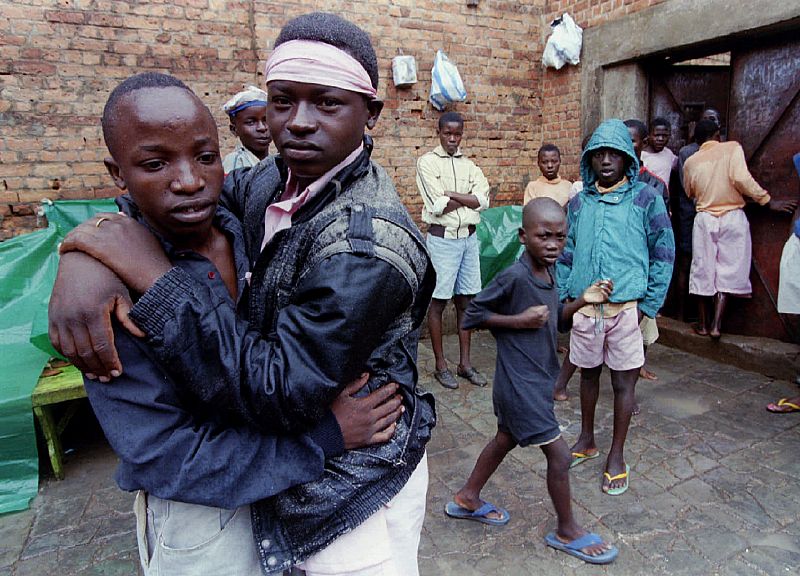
[264, 40, 378, 100]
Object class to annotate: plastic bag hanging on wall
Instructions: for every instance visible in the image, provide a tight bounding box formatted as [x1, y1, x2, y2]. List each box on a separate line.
[429, 50, 467, 111]
[392, 55, 418, 87]
[542, 13, 583, 70]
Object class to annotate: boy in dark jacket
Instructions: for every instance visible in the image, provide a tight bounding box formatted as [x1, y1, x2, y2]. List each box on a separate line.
[51, 13, 435, 576]
[63, 72, 404, 575]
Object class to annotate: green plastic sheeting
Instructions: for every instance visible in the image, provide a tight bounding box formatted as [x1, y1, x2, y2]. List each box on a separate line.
[476, 205, 524, 288]
[0, 199, 115, 514]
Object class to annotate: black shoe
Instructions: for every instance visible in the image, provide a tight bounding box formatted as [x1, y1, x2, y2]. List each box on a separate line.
[434, 369, 459, 389]
[457, 366, 488, 387]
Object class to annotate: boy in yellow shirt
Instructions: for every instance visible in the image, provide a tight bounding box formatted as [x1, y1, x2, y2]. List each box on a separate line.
[523, 144, 573, 207]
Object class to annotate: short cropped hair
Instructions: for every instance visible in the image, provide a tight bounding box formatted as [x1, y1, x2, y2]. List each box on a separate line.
[102, 72, 193, 153]
[438, 111, 464, 130]
[650, 116, 670, 131]
[538, 143, 561, 158]
[694, 119, 720, 145]
[623, 119, 648, 140]
[275, 13, 379, 90]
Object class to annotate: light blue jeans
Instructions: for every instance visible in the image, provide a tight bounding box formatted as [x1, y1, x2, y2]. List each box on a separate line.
[426, 233, 482, 300]
[134, 491, 262, 575]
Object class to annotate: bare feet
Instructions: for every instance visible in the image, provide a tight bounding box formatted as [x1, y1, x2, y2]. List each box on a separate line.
[453, 494, 505, 521]
[639, 366, 658, 380]
[692, 323, 710, 337]
[709, 327, 721, 340]
[554, 388, 569, 401]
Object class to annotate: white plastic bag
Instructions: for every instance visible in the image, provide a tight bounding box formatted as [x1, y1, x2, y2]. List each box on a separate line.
[392, 55, 418, 87]
[542, 13, 583, 70]
[429, 50, 467, 110]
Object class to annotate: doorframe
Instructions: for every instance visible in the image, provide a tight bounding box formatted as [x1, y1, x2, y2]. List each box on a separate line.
[579, 0, 800, 138]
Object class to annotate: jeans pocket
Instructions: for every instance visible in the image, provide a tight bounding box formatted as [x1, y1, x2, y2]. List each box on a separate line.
[151, 504, 260, 576]
[159, 502, 241, 550]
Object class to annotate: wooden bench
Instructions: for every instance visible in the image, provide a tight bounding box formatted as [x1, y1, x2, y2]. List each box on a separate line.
[31, 364, 86, 480]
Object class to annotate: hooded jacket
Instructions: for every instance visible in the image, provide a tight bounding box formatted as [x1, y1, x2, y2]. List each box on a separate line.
[556, 119, 675, 318]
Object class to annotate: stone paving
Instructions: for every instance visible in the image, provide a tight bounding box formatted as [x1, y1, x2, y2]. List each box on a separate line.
[2, 331, 800, 575]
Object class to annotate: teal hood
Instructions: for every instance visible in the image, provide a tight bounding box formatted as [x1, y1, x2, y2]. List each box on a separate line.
[580, 119, 640, 187]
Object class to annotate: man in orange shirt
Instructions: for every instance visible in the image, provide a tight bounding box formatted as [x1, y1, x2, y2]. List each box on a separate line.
[683, 120, 797, 339]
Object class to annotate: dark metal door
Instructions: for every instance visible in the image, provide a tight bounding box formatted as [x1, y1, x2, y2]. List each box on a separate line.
[649, 65, 730, 153]
[726, 36, 800, 340]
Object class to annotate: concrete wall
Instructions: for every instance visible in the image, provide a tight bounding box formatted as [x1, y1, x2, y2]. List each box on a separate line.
[579, 0, 800, 139]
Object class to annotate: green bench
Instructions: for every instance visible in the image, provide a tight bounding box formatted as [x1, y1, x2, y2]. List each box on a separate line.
[31, 364, 86, 480]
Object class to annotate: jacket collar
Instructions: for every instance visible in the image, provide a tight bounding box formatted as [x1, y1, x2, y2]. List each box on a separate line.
[271, 136, 374, 223]
[432, 144, 462, 158]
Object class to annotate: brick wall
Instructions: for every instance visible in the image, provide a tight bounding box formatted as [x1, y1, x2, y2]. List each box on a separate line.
[1, 0, 665, 239]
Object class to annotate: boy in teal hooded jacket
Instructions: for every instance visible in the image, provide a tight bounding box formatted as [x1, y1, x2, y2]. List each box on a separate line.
[556, 119, 674, 495]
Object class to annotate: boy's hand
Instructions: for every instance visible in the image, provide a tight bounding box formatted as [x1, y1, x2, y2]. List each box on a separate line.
[48, 252, 144, 381]
[331, 375, 404, 449]
[768, 198, 799, 213]
[582, 279, 613, 304]
[59, 213, 172, 294]
[516, 305, 549, 329]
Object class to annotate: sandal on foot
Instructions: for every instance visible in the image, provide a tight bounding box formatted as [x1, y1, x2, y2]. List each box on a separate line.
[544, 532, 618, 564]
[766, 398, 800, 414]
[457, 366, 488, 387]
[434, 369, 459, 389]
[569, 450, 600, 469]
[602, 464, 630, 496]
[444, 501, 510, 526]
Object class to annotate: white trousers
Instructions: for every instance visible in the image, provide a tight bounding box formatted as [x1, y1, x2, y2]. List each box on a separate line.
[299, 452, 429, 576]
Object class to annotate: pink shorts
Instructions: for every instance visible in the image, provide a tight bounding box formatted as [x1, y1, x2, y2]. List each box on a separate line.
[569, 306, 644, 371]
[689, 209, 752, 296]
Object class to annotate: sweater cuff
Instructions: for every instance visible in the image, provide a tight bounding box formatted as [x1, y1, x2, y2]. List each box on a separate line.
[308, 410, 345, 459]
[757, 193, 771, 206]
[129, 267, 197, 338]
[432, 196, 449, 216]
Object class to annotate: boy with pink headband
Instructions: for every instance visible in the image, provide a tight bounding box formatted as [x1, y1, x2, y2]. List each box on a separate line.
[49, 12, 435, 576]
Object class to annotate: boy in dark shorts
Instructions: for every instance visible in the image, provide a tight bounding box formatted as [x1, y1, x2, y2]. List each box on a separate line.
[444, 198, 618, 565]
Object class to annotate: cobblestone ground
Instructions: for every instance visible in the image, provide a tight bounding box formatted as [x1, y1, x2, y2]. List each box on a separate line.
[2, 332, 799, 575]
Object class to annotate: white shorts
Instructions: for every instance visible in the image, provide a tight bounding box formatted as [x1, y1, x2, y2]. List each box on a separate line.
[569, 307, 645, 371]
[299, 453, 429, 576]
[778, 234, 800, 314]
[689, 209, 752, 296]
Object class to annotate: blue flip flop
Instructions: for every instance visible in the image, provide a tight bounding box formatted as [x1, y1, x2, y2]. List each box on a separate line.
[544, 532, 619, 564]
[444, 501, 510, 526]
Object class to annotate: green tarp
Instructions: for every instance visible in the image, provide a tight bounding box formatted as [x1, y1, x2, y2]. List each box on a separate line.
[476, 205, 524, 288]
[0, 199, 115, 514]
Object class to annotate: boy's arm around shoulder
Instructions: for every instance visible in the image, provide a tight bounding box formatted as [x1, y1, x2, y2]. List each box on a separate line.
[641, 192, 675, 317]
[128, 246, 415, 434]
[86, 324, 336, 509]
